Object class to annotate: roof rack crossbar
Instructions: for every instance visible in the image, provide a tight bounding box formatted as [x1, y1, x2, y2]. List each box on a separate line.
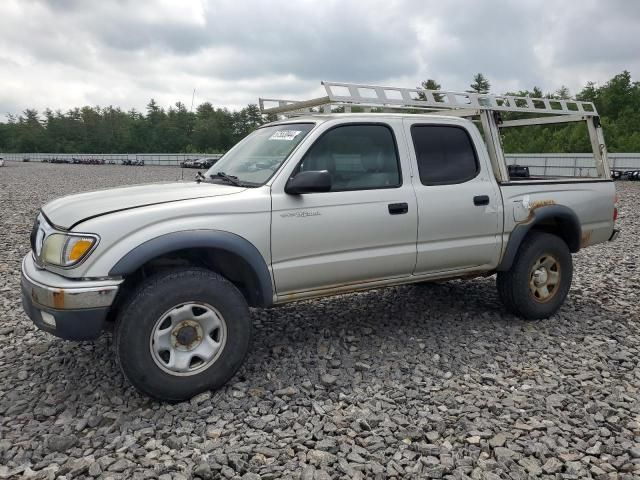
[259, 81, 598, 117]
[259, 96, 331, 115]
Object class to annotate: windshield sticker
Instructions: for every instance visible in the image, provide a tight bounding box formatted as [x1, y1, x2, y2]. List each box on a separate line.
[269, 130, 302, 141]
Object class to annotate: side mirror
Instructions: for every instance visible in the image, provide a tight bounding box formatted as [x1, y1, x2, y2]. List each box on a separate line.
[285, 170, 332, 194]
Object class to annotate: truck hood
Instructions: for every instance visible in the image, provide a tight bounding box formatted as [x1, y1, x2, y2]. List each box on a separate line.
[42, 181, 244, 229]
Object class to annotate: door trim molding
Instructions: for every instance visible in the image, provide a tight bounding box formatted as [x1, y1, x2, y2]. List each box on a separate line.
[274, 265, 492, 304]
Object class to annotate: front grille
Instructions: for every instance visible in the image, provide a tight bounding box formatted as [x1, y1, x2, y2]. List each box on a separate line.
[30, 214, 54, 266]
[30, 215, 40, 252]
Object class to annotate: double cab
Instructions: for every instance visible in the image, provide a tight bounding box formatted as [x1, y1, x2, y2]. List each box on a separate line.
[22, 83, 618, 401]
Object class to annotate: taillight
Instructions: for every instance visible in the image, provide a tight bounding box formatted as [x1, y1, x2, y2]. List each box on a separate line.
[613, 207, 618, 221]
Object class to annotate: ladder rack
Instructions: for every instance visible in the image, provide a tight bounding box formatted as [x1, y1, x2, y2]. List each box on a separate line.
[259, 81, 598, 117]
[258, 81, 609, 183]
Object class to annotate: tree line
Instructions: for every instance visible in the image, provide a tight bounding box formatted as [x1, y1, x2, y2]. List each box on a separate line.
[420, 71, 640, 153]
[0, 71, 638, 154]
[0, 100, 264, 154]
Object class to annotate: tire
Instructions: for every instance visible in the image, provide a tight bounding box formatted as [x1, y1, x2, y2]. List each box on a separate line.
[496, 231, 573, 320]
[115, 268, 251, 402]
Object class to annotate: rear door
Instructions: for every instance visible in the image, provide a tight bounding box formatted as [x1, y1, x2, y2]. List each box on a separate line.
[404, 119, 502, 274]
[270, 120, 418, 295]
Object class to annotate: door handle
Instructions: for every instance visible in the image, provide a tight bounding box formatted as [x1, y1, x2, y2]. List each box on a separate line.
[388, 202, 408, 215]
[473, 195, 490, 206]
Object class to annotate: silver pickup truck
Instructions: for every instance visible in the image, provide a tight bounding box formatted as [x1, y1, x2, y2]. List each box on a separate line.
[21, 82, 619, 401]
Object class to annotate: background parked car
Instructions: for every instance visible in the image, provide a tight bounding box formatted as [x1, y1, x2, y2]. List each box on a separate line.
[611, 169, 640, 180]
[180, 158, 217, 168]
[194, 158, 218, 169]
[180, 158, 198, 168]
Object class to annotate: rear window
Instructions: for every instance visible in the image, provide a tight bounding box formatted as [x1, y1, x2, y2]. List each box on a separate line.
[411, 125, 479, 185]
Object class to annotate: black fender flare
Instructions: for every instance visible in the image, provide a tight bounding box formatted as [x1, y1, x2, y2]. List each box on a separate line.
[109, 230, 273, 307]
[497, 205, 581, 272]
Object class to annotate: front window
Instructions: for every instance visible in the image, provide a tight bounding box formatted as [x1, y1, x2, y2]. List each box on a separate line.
[206, 123, 314, 186]
[297, 124, 401, 191]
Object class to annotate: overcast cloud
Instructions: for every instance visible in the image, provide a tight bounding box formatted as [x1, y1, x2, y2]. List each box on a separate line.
[0, 0, 638, 118]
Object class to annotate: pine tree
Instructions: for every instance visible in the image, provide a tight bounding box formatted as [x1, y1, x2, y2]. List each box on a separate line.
[468, 73, 491, 94]
[417, 79, 443, 101]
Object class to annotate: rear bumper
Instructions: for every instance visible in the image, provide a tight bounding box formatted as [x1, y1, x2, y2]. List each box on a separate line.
[20, 254, 122, 340]
[609, 228, 620, 242]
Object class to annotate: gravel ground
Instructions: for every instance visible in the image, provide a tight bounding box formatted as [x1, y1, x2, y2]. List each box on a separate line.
[0, 162, 639, 480]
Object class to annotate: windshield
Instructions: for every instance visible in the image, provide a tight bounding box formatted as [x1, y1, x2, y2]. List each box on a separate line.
[205, 123, 315, 186]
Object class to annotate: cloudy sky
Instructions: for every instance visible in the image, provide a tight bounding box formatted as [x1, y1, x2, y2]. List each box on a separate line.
[0, 0, 638, 118]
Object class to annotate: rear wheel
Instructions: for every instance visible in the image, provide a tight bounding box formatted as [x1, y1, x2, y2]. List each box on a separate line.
[115, 268, 251, 402]
[497, 231, 572, 319]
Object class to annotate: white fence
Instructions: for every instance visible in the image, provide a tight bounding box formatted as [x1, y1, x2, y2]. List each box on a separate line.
[507, 153, 640, 178]
[1, 152, 640, 173]
[0, 152, 222, 166]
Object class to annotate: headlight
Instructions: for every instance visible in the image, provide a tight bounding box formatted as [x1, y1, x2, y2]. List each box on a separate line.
[42, 233, 98, 267]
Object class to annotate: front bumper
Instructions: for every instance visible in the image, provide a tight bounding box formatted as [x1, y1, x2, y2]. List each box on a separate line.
[21, 254, 122, 340]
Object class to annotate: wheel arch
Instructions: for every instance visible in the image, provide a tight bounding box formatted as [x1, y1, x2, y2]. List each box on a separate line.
[497, 205, 581, 272]
[108, 230, 273, 307]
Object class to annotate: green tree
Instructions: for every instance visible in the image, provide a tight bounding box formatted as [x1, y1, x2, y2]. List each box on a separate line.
[467, 73, 491, 93]
[163, 102, 193, 152]
[1, 71, 639, 154]
[232, 104, 264, 141]
[576, 81, 598, 103]
[417, 79, 443, 101]
[192, 102, 222, 152]
[554, 85, 571, 99]
[468, 73, 491, 94]
[14, 109, 48, 152]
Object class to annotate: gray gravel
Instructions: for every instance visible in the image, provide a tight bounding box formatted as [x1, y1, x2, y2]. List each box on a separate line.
[1, 161, 639, 479]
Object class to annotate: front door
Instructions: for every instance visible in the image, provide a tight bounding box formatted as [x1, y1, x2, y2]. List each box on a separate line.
[271, 121, 418, 295]
[404, 119, 502, 274]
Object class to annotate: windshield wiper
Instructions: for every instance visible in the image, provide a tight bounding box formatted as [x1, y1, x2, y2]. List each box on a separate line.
[209, 171, 243, 187]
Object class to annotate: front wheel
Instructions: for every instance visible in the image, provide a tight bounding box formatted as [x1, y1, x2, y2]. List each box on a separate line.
[496, 231, 573, 319]
[115, 268, 251, 402]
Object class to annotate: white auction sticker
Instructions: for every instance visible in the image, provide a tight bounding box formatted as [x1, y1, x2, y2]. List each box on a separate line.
[269, 130, 302, 141]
